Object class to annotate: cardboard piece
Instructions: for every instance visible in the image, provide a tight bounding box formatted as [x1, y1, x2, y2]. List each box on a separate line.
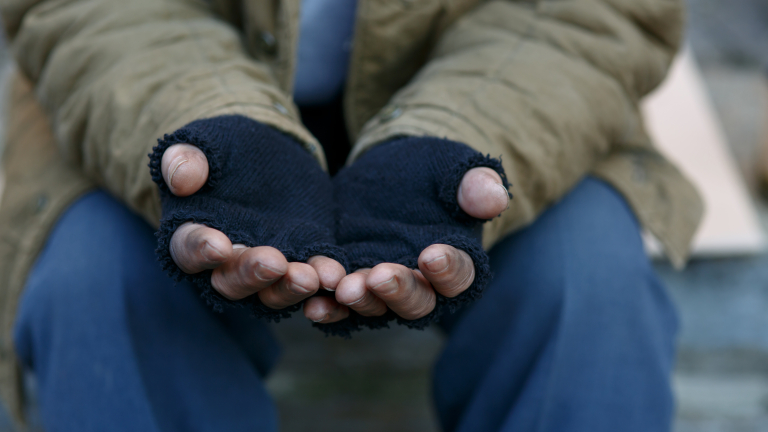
[641, 49, 766, 257]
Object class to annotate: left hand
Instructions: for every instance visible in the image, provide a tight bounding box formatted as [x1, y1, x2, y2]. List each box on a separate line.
[303, 167, 508, 323]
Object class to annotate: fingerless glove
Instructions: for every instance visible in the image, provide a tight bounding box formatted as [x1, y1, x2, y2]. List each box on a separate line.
[323, 137, 509, 336]
[149, 115, 346, 321]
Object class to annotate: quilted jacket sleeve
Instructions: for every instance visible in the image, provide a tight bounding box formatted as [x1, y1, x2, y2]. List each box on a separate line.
[0, 0, 321, 226]
[352, 0, 684, 248]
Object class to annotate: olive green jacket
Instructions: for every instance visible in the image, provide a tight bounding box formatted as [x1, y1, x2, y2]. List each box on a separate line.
[0, 0, 702, 422]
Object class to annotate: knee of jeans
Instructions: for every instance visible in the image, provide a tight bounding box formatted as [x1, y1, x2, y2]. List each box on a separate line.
[555, 178, 675, 323]
[504, 225, 664, 330]
[12, 244, 126, 366]
[483, 178, 678, 341]
[575, 241, 679, 334]
[19, 249, 126, 323]
[17, 192, 162, 323]
[486, 243, 570, 328]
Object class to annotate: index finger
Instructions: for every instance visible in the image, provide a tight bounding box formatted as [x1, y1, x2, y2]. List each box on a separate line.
[417, 244, 475, 298]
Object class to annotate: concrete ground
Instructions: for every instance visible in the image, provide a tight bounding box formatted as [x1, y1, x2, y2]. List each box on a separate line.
[3, 0, 768, 430]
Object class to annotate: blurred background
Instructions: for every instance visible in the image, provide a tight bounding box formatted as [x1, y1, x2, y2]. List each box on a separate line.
[2, 0, 768, 431]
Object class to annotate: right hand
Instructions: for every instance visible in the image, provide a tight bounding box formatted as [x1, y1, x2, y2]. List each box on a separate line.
[161, 143, 349, 318]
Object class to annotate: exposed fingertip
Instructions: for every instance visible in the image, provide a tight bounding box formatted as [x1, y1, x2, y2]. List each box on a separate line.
[335, 273, 368, 306]
[366, 263, 400, 288]
[423, 255, 448, 273]
[304, 300, 326, 321]
[492, 182, 511, 212]
[201, 241, 227, 262]
[171, 157, 208, 196]
[288, 282, 315, 295]
[253, 262, 285, 282]
[369, 276, 398, 296]
[210, 270, 242, 301]
[307, 256, 346, 291]
[286, 262, 320, 293]
[162, 144, 209, 197]
[458, 167, 509, 219]
[250, 247, 289, 274]
[198, 228, 233, 259]
[304, 297, 350, 323]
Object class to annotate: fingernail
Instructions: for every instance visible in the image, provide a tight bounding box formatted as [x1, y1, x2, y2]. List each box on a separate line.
[495, 183, 509, 200]
[371, 277, 398, 296]
[202, 242, 226, 261]
[254, 262, 282, 281]
[289, 282, 312, 295]
[341, 296, 366, 306]
[322, 285, 335, 292]
[168, 158, 188, 188]
[456, 183, 466, 204]
[425, 255, 448, 273]
[312, 314, 329, 323]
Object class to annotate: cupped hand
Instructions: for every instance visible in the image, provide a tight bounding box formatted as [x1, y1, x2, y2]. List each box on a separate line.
[161, 143, 346, 309]
[304, 166, 508, 323]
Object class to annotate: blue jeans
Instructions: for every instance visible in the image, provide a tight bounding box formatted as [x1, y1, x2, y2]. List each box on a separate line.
[12, 177, 678, 432]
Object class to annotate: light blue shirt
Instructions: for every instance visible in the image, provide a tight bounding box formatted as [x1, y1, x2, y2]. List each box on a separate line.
[293, 0, 358, 106]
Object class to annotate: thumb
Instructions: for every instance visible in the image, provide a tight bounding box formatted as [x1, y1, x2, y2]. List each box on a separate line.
[161, 143, 209, 197]
[457, 167, 509, 220]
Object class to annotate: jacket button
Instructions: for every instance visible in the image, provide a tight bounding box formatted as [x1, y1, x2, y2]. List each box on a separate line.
[380, 105, 402, 122]
[36, 195, 48, 212]
[259, 31, 277, 55]
[273, 102, 289, 115]
[632, 166, 647, 183]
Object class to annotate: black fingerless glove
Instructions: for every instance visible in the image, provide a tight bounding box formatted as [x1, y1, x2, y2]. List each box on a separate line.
[149, 115, 346, 321]
[323, 137, 510, 336]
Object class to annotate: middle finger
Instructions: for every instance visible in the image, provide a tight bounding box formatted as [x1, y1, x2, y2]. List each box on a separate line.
[258, 262, 320, 309]
[335, 271, 388, 316]
[211, 246, 287, 300]
[366, 263, 436, 320]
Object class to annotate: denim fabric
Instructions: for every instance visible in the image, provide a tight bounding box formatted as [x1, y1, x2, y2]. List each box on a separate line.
[293, 0, 358, 106]
[13, 177, 677, 432]
[434, 177, 679, 432]
[13, 192, 280, 432]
